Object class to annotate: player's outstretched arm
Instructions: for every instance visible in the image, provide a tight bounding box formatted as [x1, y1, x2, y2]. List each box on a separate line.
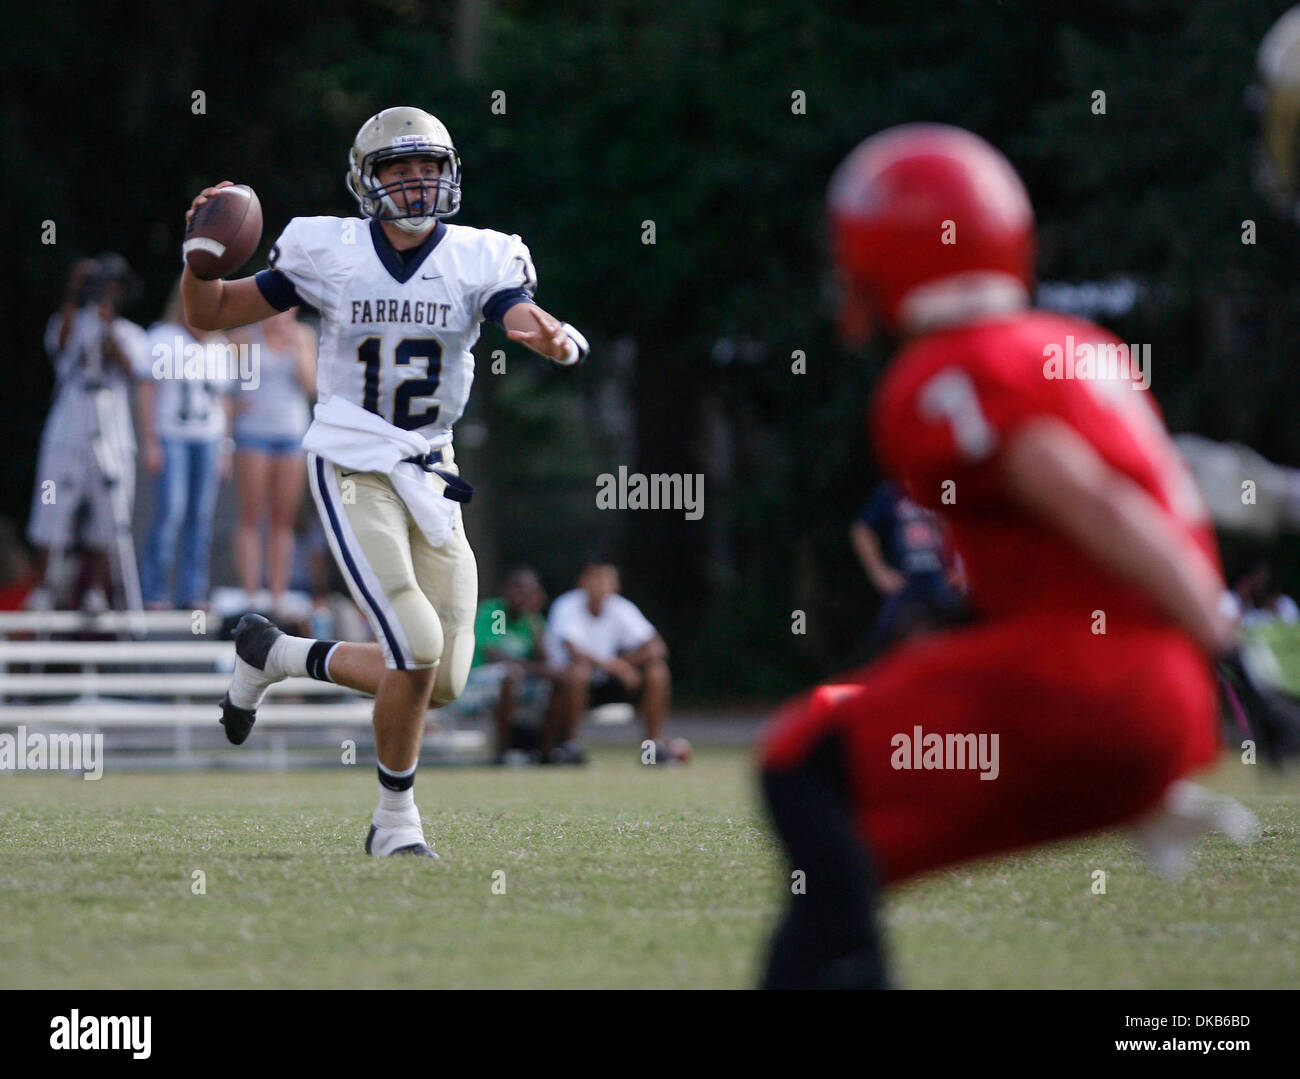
[503, 303, 588, 366]
[1000, 417, 1234, 656]
[182, 183, 278, 331]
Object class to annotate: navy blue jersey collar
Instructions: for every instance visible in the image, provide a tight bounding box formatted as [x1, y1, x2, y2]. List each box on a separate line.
[370, 218, 447, 284]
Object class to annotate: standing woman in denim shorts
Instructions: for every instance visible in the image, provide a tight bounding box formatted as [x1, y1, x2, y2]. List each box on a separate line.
[228, 308, 316, 615]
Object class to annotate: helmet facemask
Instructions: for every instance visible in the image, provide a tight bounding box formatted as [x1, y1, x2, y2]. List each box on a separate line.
[348, 144, 462, 233]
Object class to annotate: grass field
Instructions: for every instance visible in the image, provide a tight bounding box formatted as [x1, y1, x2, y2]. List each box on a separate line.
[1, 748, 1296, 989]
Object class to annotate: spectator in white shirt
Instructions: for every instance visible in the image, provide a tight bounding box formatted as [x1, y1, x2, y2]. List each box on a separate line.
[136, 280, 234, 609]
[544, 561, 673, 763]
[26, 255, 148, 612]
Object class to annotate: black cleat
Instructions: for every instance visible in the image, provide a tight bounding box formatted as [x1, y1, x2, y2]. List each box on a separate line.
[365, 825, 439, 858]
[218, 613, 286, 745]
[218, 694, 258, 746]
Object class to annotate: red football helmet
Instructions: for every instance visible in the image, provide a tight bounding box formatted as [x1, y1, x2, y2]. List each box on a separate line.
[827, 124, 1035, 344]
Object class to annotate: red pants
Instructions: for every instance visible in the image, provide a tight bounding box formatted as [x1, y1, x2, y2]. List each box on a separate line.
[760, 614, 1219, 886]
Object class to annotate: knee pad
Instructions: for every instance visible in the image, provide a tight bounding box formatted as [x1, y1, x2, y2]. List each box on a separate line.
[388, 585, 444, 669]
[429, 622, 475, 706]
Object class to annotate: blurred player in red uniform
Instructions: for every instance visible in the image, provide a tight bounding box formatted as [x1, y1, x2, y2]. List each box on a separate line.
[758, 124, 1256, 989]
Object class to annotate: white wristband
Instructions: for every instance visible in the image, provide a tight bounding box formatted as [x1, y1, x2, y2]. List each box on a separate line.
[557, 323, 589, 366]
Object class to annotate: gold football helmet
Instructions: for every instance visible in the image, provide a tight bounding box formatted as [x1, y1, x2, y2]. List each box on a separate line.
[346, 106, 462, 232]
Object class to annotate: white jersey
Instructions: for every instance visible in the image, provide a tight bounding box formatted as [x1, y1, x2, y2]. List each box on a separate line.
[259, 216, 536, 449]
[143, 323, 230, 442]
[28, 308, 146, 550]
[41, 308, 146, 456]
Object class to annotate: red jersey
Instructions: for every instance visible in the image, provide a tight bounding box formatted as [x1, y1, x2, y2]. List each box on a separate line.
[871, 310, 1220, 626]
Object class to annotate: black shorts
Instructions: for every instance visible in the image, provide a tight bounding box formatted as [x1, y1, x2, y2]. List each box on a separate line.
[588, 674, 639, 708]
[507, 723, 542, 752]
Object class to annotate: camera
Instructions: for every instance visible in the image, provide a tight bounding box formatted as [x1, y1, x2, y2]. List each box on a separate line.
[74, 252, 138, 310]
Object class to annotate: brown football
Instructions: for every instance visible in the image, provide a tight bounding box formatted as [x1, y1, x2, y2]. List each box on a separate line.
[183, 184, 263, 280]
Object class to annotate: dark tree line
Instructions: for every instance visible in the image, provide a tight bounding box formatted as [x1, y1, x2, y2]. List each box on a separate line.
[4, 0, 1298, 696]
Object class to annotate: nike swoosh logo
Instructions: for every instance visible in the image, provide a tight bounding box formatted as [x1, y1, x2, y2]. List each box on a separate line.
[421, 273, 442, 281]
[340, 470, 360, 478]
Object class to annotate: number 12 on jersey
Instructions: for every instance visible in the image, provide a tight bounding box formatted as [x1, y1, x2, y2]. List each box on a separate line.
[357, 336, 443, 431]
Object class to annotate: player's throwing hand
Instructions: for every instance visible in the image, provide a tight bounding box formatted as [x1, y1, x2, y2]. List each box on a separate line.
[185, 181, 235, 227]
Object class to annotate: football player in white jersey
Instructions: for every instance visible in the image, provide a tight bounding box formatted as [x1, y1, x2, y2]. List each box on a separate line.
[183, 106, 589, 858]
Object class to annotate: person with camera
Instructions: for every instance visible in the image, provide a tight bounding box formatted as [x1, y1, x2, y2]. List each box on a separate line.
[26, 255, 148, 612]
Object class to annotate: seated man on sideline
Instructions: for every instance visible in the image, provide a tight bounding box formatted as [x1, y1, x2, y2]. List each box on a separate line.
[544, 561, 685, 765]
[465, 566, 553, 763]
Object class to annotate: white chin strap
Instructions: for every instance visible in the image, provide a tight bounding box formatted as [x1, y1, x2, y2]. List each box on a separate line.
[390, 214, 433, 234]
[374, 187, 434, 233]
[896, 272, 1030, 335]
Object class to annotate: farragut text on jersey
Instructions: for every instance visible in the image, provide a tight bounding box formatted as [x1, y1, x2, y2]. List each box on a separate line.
[351, 298, 452, 328]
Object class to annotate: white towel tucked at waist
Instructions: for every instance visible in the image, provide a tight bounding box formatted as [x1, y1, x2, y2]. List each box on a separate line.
[302, 396, 460, 549]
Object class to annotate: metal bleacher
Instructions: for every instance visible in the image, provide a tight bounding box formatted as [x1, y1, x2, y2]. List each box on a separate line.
[0, 610, 484, 769]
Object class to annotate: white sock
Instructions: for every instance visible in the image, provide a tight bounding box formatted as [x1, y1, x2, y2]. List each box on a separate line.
[376, 759, 418, 818]
[268, 634, 312, 678]
[378, 783, 416, 814]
